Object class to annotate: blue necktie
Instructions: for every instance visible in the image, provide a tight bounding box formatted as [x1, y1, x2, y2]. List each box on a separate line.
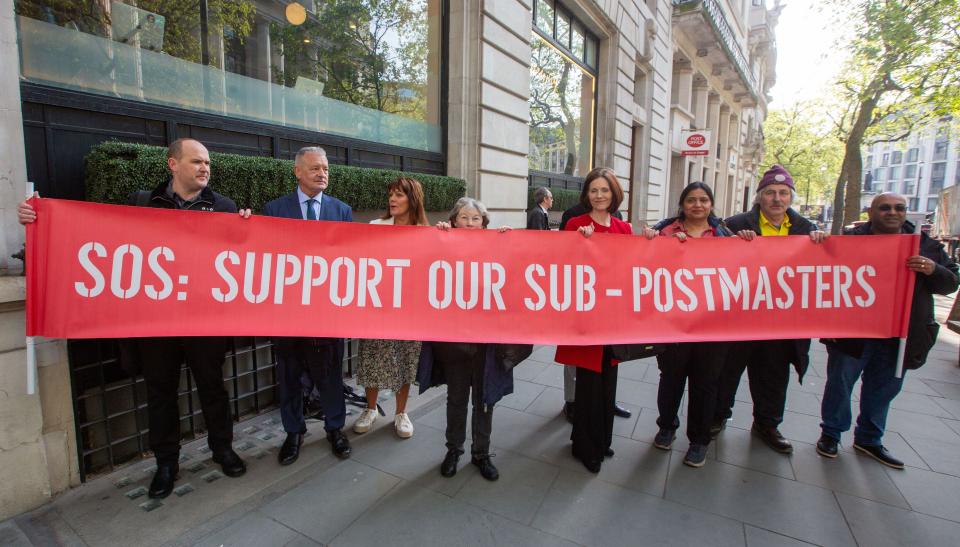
[306, 198, 318, 220]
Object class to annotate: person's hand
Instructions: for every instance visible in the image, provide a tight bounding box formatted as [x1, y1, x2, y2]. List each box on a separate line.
[238, 208, 252, 219]
[736, 229, 756, 241]
[641, 227, 658, 239]
[673, 232, 688, 243]
[436, 221, 451, 231]
[496, 225, 512, 233]
[577, 224, 594, 238]
[18, 192, 38, 225]
[809, 230, 827, 243]
[907, 255, 936, 276]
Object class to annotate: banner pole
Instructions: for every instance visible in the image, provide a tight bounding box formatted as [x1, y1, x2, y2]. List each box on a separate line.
[25, 182, 37, 395]
[895, 222, 919, 379]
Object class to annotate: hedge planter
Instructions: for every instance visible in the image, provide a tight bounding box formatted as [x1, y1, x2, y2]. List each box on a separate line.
[84, 142, 466, 213]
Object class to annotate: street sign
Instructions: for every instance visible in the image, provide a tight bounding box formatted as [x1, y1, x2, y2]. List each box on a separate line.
[681, 129, 711, 157]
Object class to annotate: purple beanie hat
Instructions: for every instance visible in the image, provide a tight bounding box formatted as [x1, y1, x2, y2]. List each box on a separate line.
[757, 165, 794, 191]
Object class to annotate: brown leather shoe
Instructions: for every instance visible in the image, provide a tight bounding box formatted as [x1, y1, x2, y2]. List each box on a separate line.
[752, 423, 793, 454]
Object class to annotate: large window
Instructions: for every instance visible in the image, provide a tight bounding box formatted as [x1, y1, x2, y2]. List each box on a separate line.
[15, 0, 443, 153]
[528, 0, 597, 178]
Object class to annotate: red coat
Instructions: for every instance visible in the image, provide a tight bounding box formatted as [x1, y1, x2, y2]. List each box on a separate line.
[554, 213, 632, 371]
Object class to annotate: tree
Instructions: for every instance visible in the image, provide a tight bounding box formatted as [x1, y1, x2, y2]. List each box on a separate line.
[827, 0, 960, 233]
[761, 101, 844, 212]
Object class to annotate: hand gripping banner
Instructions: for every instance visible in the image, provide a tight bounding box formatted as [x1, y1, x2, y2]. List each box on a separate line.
[26, 199, 918, 345]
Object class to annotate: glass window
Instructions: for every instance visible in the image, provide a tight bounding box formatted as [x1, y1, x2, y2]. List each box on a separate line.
[584, 36, 598, 69]
[882, 153, 889, 166]
[556, 9, 571, 49]
[15, 0, 443, 153]
[891, 151, 902, 164]
[571, 21, 585, 60]
[928, 197, 939, 212]
[874, 167, 885, 181]
[907, 147, 919, 162]
[865, 155, 873, 169]
[909, 197, 918, 211]
[535, 0, 554, 34]
[931, 162, 946, 192]
[905, 164, 916, 178]
[904, 180, 915, 195]
[889, 166, 900, 180]
[528, 34, 594, 177]
[934, 140, 949, 161]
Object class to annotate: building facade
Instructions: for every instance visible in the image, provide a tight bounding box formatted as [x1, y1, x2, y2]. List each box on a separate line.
[862, 118, 960, 216]
[0, 0, 779, 518]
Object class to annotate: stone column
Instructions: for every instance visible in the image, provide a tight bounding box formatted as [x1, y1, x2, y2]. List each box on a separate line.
[0, 0, 27, 276]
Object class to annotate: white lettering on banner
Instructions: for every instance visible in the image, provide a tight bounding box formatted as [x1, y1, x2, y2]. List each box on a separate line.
[75, 242, 107, 298]
[329, 257, 356, 307]
[212, 251, 240, 302]
[243, 252, 272, 304]
[524, 264, 547, 311]
[386, 259, 410, 308]
[628, 265, 879, 313]
[145, 247, 174, 300]
[429, 260, 507, 311]
[110, 244, 143, 299]
[301, 256, 329, 305]
[273, 254, 302, 305]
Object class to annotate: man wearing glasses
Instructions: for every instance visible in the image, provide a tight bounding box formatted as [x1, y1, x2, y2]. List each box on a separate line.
[816, 193, 958, 468]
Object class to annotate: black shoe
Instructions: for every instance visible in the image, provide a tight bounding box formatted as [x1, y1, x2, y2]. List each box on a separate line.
[563, 402, 575, 424]
[440, 449, 462, 477]
[278, 433, 304, 466]
[471, 455, 500, 481]
[751, 424, 793, 454]
[148, 464, 178, 499]
[604, 447, 615, 458]
[816, 434, 839, 458]
[653, 428, 676, 450]
[853, 443, 904, 469]
[327, 430, 352, 459]
[614, 403, 632, 419]
[709, 419, 727, 439]
[212, 449, 247, 477]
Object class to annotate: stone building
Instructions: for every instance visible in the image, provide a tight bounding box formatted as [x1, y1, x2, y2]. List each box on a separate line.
[0, 0, 778, 518]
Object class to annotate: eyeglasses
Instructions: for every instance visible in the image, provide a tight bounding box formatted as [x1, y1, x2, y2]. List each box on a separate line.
[876, 204, 907, 212]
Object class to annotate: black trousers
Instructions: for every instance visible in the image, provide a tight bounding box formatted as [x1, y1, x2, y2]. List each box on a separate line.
[656, 342, 729, 445]
[275, 338, 346, 434]
[571, 348, 617, 465]
[715, 339, 793, 428]
[137, 337, 233, 466]
[435, 344, 493, 456]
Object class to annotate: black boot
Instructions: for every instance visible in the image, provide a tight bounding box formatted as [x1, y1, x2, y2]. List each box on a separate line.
[278, 433, 304, 466]
[471, 454, 499, 481]
[148, 464, 178, 499]
[440, 448, 462, 477]
[212, 448, 247, 477]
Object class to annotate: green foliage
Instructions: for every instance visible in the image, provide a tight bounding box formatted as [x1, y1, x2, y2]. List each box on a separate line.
[84, 142, 464, 212]
[527, 187, 580, 212]
[761, 102, 844, 205]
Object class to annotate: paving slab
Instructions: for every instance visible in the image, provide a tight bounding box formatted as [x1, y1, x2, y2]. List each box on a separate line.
[453, 448, 560, 525]
[744, 525, 816, 547]
[836, 492, 960, 547]
[788, 441, 909, 508]
[885, 464, 960, 523]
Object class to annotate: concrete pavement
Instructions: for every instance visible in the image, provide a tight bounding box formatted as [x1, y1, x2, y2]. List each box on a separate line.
[4, 295, 960, 546]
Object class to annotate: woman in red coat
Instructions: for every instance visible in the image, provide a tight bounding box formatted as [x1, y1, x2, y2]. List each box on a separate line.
[555, 167, 641, 473]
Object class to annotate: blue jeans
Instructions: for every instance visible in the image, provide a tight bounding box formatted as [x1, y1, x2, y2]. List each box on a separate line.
[820, 340, 904, 446]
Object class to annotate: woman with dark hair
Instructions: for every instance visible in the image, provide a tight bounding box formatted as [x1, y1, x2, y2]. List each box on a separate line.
[416, 197, 521, 481]
[648, 181, 736, 467]
[353, 177, 430, 438]
[555, 167, 636, 473]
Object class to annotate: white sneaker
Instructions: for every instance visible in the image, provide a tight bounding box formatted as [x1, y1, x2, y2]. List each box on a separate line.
[394, 413, 414, 438]
[353, 408, 378, 434]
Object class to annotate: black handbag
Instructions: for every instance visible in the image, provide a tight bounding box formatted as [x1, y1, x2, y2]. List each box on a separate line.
[495, 344, 534, 371]
[608, 343, 665, 361]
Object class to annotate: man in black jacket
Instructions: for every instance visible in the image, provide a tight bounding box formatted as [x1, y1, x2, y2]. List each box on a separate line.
[526, 187, 553, 230]
[712, 165, 826, 454]
[816, 193, 959, 468]
[18, 138, 252, 499]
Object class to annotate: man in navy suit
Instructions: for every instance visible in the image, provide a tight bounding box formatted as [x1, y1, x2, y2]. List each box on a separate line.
[263, 146, 353, 464]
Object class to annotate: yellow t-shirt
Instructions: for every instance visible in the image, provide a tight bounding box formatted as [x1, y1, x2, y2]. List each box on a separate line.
[759, 211, 791, 236]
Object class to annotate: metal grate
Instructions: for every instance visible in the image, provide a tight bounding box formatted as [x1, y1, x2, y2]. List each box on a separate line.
[67, 337, 359, 481]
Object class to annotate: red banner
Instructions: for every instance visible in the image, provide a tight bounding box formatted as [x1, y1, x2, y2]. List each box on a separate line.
[26, 199, 919, 344]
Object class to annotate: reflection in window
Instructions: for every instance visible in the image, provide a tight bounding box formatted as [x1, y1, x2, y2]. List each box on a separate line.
[528, 35, 594, 177]
[535, 0, 554, 33]
[15, 0, 443, 153]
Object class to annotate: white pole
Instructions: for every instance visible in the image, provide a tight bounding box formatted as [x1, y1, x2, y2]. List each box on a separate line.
[25, 182, 37, 395]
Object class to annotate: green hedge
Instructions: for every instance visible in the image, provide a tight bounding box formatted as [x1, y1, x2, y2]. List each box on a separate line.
[84, 141, 466, 212]
[526, 186, 581, 212]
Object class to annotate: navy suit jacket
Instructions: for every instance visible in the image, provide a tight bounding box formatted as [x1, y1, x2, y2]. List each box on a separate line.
[263, 191, 353, 222]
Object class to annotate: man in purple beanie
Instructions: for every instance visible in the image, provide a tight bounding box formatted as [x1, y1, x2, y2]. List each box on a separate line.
[711, 165, 827, 454]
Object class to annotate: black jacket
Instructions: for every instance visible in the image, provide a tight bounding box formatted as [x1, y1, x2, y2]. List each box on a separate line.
[526, 207, 549, 230]
[725, 205, 817, 381]
[724, 205, 816, 236]
[824, 221, 959, 370]
[128, 179, 239, 213]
